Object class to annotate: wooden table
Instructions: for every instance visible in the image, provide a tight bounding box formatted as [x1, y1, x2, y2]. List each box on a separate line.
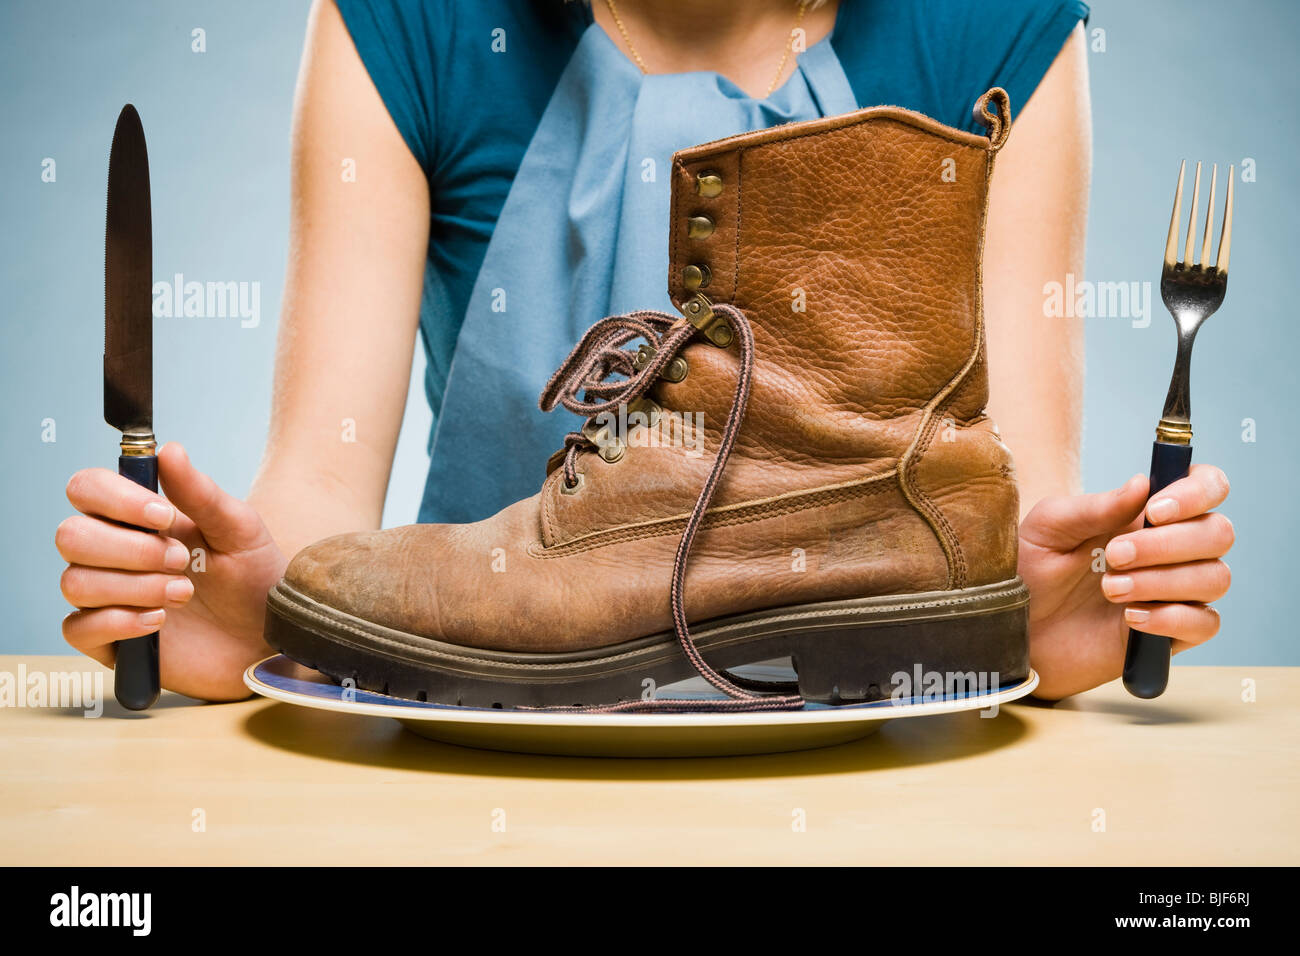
[1, 656, 1295, 865]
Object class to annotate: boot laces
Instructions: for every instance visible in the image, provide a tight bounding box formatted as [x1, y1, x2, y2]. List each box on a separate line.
[535, 303, 805, 714]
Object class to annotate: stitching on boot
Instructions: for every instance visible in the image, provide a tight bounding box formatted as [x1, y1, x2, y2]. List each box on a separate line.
[276, 579, 1023, 667]
[676, 107, 992, 163]
[897, 422, 956, 588]
[894, 146, 999, 591]
[915, 354, 996, 586]
[905, 407, 969, 587]
[897, 319, 983, 592]
[670, 160, 683, 306]
[733, 149, 742, 304]
[532, 468, 898, 557]
[541, 473, 560, 547]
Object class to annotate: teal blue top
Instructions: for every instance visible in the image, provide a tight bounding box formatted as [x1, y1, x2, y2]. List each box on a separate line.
[334, 0, 1089, 523]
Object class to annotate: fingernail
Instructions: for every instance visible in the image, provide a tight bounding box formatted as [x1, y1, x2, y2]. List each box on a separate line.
[1124, 607, 1150, 624]
[163, 541, 190, 571]
[143, 501, 174, 528]
[165, 577, 193, 603]
[1103, 574, 1133, 598]
[139, 609, 165, 627]
[1148, 497, 1178, 523]
[1107, 539, 1137, 568]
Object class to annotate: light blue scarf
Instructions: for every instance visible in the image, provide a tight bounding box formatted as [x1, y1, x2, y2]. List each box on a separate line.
[420, 23, 858, 523]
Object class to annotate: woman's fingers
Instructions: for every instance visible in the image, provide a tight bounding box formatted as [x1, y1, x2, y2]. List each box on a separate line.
[59, 464, 190, 666]
[1105, 512, 1234, 570]
[1102, 558, 1231, 604]
[62, 607, 166, 660]
[1099, 465, 1232, 654]
[55, 515, 191, 573]
[65, 467, 176, 531]
[1144, 463, 1230, 525]
[157, 443, 270, 553]
[1020, 473, 1147, 550]
[1122, 602, 1221, 650]
[61, 565, 194, 610]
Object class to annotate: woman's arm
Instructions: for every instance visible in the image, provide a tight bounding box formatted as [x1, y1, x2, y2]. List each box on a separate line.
[249, 0, 430, 557]
[57, 0, 432, 701]
[983, 23, 1091, 514]
[984, 25, 1234, 699]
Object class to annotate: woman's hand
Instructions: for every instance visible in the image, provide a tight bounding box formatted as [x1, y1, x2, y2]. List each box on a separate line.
[50, 0, 437, 704]
[1018, 464, 1234, 700]
[56, 442, 287, 701]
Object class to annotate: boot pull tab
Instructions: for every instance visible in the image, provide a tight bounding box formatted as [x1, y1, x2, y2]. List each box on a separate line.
[973, 87, 1012, 152]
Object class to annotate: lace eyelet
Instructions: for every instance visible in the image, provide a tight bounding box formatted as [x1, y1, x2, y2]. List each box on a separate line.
[632, 344, 688, 383]
[560, 472, 585, 495]
[687, 215, 715, 240]
[694, 171, 723, 198]
[597, 440, 625, 464]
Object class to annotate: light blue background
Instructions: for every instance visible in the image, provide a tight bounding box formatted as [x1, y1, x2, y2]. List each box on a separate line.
[1, 0, 1295, 663]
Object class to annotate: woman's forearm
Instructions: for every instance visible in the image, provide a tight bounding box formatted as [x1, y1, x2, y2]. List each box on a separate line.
[982, 24, 1091, 514]
[247, 0, 433, 562]
[248, 468, 383, 563]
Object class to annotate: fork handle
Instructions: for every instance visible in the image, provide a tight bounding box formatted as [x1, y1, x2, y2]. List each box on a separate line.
[1122, 440, 1194, 699]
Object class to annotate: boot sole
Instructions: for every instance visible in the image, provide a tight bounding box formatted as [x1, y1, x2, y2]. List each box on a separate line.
[264, 577, 1030, 710]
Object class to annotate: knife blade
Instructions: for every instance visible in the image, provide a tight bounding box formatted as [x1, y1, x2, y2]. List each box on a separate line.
[104, 103, 160, 711]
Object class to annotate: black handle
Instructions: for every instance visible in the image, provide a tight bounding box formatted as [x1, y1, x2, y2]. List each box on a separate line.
[115, 453, 161, 710]
[1122, 440, 1193, 699]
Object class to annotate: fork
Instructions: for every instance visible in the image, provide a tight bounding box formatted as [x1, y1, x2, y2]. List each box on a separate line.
[1123, 160, 1235, 699]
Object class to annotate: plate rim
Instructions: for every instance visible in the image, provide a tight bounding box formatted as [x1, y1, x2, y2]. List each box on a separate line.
[244, 655, 1039, 728]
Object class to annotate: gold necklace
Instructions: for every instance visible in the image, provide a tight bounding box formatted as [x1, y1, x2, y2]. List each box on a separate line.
[604, 0, 810, 98]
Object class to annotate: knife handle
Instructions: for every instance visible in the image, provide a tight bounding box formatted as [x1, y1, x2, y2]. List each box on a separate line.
[1122, 440, 1193, 699]
[115, 452, 161, 710]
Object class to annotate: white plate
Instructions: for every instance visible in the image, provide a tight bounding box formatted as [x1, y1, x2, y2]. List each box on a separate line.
[244, 655, 1038, 758]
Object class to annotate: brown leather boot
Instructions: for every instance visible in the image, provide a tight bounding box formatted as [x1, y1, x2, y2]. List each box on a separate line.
[265, 89, 1029, 710]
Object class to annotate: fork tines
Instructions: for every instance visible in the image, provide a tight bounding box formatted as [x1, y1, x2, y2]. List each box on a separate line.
[1164, 160, 1234, 276]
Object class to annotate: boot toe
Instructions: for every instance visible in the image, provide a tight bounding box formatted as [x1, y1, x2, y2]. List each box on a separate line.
[282, 528, 425, 632]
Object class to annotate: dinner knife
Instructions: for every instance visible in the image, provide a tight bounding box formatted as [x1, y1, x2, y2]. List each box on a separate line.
[104, 104, 161, 711]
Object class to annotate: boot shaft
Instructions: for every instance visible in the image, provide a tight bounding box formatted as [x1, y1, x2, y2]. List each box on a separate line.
[663, 93, 1012, 448]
